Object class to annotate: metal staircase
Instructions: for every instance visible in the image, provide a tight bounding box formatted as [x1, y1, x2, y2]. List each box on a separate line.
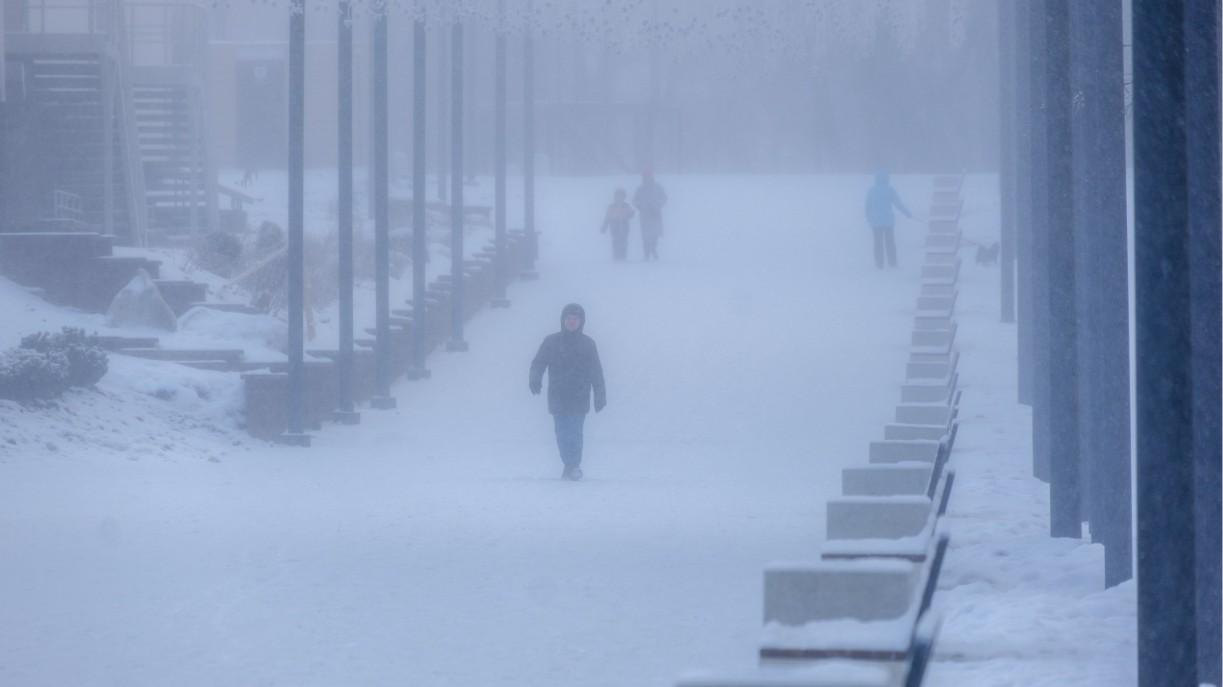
[131, 74, 216, 236]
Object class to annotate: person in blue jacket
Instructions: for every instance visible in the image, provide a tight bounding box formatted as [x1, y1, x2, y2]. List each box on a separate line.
[864, 171, 913, 269]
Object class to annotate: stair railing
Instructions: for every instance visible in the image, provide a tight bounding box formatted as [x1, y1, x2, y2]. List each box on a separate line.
[107, 0, 149, 245]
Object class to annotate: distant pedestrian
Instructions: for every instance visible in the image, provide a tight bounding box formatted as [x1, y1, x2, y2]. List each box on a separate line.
[601, 188, 636, 261]
[864, 171, 912, 269]
[529, 304, 606, 481]
[633, 170, 668, 261]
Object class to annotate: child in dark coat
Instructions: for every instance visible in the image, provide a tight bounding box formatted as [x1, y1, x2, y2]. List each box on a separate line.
[601, 189, 636, 262]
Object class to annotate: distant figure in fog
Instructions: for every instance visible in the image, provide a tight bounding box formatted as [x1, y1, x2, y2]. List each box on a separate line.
[864, 171, 912, 269]
[530, 303, 606, 481]
[601, 188, 636, 261]
[633, 170, 668, 261]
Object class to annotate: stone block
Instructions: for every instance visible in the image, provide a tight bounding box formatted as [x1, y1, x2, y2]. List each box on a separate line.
[869, 440, 941, 464]
[826, 496, 933, 540]
[842, 464, 932, 497]
[763, 559, 918, 624]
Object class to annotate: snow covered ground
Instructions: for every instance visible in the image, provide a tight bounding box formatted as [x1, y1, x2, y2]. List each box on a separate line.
[0, 174, 1138, 686]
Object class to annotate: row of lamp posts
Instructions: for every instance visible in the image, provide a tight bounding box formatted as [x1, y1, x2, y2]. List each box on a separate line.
[282, 0, 539, 440]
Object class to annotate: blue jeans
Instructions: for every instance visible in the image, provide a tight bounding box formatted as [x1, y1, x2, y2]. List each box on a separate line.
[553, 414, 586, 467]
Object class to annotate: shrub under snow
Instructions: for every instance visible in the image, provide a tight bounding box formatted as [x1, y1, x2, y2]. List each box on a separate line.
[0, 328, 109, 401]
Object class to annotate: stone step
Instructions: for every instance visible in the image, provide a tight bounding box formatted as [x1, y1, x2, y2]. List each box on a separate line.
[118, 347, 245, 364]
[186, 302, 262, 315]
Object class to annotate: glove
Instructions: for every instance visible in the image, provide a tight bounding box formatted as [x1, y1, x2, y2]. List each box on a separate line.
[530, 382, 541, 395]
[594, 397, 606, 413]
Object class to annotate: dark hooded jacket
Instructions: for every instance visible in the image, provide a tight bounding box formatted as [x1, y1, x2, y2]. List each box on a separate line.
[530, 304, 606, 415]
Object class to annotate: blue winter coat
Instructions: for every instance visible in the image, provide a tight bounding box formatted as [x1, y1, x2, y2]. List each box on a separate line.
[864, 174, 912, 228]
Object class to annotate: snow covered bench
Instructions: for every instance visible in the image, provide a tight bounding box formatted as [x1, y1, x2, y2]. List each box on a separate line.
[928, 202, 961, 221]
[899, 378, 957, 404]
[923, 232, 960, 252]
[930, 190, 960, 206]
[759, 538, 949, 663]
[910, 325, 956, 349]
[918, 281, 955, 298]
[676, 661, 894, 687]
[825, 495, 936, 542]
[912, 314, 954, 331]
[842, 464, 932, 497]
[909, 335, 955, 360]
[685, 614, 941, 687]
[883, 420, 955, 443]
[914, 291, 957, 314]
[894, 403, 956, 427]
[869, 440, 941, 465]
[905, 352, 959, 382]
[919, 260, 960, 282]
[922, 252, 958, 267]
[822, 474, 955, 562]
[927, 217, 958, 234]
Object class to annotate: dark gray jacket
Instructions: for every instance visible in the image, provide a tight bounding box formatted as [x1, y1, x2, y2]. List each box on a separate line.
[530, 304, 606, 415]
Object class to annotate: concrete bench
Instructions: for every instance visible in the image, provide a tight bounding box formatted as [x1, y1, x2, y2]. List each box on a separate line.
[760, 543, 948, 664]
[842, 464, 933, 497]
[923, 252, 958, 266]
[763, 559, 920, 626]
[913, 307, 954, 325]
[928, 218, 958, 234]
[899, 382, 953, 404]
[923, 232, 960, 251]
[910, 337, 954, 358]
[909, 350, 954, 365]
[929, 203, 961, 221]
[930, 190, 960, 206]
[883, 422, 950, 442]
[910, 325, 956, 349]
[933, 174, 963, 189]
[919, 261, 960, 282]
[906, 353, 959, 382]
[869, 440, 940, 465]
[676, 663, 894, 687]
[826, 496, 932, 541]
[912, 315, 955, 331]
[919, 282, 955, 297]
[915, 291, 957, 313]
[895, 404, 955, 427]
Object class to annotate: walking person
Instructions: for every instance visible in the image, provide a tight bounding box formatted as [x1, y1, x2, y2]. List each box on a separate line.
[601, 188, 636, 261]
[633, 169, 668, 261]
[864, 171, 912, 269]
[529, 304, 606, 481]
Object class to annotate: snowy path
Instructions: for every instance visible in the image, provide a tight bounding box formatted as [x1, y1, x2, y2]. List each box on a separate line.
[0, 175, 926, 687]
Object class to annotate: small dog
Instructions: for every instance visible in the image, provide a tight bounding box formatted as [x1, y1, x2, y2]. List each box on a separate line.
[975, 241, 1001, 265]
